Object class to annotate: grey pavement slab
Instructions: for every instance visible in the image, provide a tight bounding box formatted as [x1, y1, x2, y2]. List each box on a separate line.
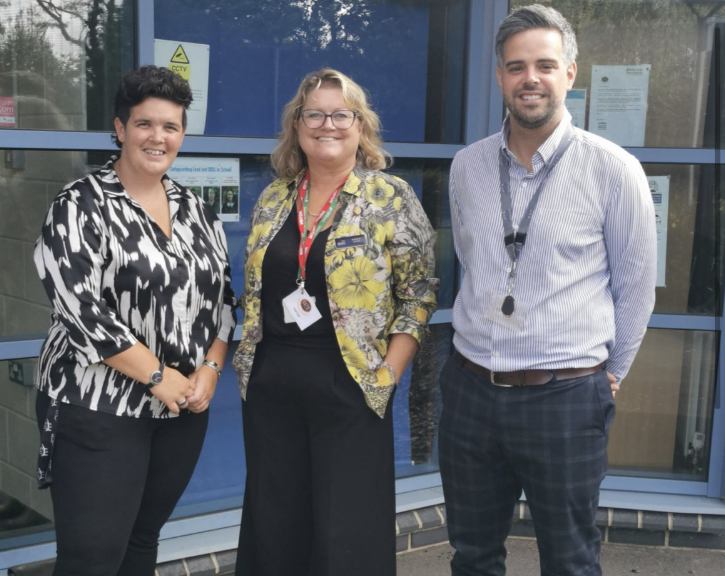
[398, 538, 725, 576]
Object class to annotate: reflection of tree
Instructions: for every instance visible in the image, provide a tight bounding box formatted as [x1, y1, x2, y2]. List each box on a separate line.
[32, 0, 131, 130]
[0, 7, 79, 127]
[0, 1, 131, 130]
[164, 0, 410, 59]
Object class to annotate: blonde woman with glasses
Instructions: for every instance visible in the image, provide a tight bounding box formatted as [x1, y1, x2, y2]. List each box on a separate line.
[232, 68, 438, 576]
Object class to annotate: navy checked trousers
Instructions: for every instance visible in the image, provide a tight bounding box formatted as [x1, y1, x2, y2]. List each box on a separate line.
[438, 354, 615, 576]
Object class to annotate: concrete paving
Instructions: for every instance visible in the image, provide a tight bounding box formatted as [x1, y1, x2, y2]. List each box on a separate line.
[398, 538, 725, 575]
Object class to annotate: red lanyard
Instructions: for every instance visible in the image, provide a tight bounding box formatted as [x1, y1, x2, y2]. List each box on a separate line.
[296, 170, 346, 288]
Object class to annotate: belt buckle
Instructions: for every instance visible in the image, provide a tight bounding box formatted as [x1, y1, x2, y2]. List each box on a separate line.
[490, 371, 514, 388]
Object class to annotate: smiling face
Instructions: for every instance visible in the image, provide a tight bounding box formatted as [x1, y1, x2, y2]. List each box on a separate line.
[496, 28, 576, 132]
[114, 97, 185, 179]
[226, 190, 234, 202]
[295, 86, 362, 170]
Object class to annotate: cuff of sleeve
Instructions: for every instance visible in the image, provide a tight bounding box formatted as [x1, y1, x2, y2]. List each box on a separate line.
[75, 334, 138, 367]
[216, 306, 237, 345]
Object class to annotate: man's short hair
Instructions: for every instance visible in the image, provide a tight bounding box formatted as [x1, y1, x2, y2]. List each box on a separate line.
[495, 4, 578, 67]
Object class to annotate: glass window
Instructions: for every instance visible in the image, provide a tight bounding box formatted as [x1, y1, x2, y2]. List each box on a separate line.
[0, 358, 54, 548]
[608, 329, 719, 482]
[0, 149, 115, 341]
[643, 164, 724, 316]
[0, 1, 135, 132]
[153, 0, 468, 143]
[510, 0, 724, 148]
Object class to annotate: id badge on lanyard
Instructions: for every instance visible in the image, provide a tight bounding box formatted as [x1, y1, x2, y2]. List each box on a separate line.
[281, 170, 346, 331]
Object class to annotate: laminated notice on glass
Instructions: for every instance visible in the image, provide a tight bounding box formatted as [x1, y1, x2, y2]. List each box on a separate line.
[168, 157, 241, 222]
[649, 175, 670, 288]
[154, 39, 210, 135]
[589, 65, 650, 147]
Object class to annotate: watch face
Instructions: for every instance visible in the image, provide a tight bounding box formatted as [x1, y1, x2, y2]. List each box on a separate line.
[150, 371, 163, 385]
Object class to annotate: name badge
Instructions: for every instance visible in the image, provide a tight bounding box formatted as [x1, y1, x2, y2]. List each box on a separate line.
[335, 235, 366, 249]
[282, 287, 322, 330]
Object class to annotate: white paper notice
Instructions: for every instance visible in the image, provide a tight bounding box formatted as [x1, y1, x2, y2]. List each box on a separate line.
[168, 157, 241, 223]
[565, 89, 587, 129]
[589, 65, 650, 146]
[154, 39, 210, 135]
[648, 175, 669, 287]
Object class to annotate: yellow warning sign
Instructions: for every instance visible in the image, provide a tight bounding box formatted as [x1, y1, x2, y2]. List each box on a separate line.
[169, 44, 190, 82]
[171, 45, 189, 64]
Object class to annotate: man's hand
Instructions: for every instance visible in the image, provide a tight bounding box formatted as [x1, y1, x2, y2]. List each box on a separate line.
[185, 365, 219, 413]
[607, 371, 619, 399]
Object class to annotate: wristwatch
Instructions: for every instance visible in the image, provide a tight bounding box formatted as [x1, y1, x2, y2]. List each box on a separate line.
[149, 362, 164, 386]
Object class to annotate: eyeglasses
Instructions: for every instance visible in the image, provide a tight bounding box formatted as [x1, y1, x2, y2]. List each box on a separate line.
[299, 109, 358, 130]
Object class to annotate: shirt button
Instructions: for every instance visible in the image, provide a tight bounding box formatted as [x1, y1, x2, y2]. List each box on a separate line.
[493, 351, 500, 357]
[522, 182, 528, 188]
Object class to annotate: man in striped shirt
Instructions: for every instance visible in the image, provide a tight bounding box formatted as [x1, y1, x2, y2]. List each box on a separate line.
[439, 5, 656, 576]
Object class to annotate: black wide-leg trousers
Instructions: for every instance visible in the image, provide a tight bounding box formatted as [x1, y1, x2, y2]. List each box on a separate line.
[35, 391, 209, 576]
[439, 353, 615, 576]
[236, 338, 396, 576]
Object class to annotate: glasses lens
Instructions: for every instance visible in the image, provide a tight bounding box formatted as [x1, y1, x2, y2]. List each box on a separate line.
[301, 110, 355, 129]
[331, 111, 354, 129]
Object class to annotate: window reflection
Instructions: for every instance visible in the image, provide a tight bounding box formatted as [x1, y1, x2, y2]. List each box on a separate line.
[609, 329, 718, 481]
[154, 0, 467, 142]
[0, 1, 135, 132]
[511, 0, 724, 148]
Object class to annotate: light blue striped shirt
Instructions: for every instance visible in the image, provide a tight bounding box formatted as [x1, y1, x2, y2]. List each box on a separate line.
[450, 112, 656, 381]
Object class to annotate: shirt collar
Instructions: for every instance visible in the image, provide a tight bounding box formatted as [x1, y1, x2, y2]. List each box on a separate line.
[500, 109, 573, 167]
[100, 155, 185, 203]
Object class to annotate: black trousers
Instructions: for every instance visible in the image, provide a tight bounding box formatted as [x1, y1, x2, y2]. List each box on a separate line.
[35, 391, 209, 576]
[236, 338, 396, 576]
[439, 354, 615, 576]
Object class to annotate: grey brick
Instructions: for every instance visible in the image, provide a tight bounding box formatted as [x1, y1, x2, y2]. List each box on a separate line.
[700, 515, 725, 534]
[397, 511, 420, 534]
[642, 511, 668, 531]
[671, 514, 700, 533]
[611, 508, 638, 530]
[185, 554, 216, 576]
[669, 531, 725, 549]
[417, 506, 443, 529]
[411, 526, 449, 548]
[156, 560, 186, 576]
[509, 520, 536, 538]
[215, 550, 237, 573]
[396, 534, 410, 553]
[7, 411, 39, 474]
[595, 507, 610, 527]
[608, 528, 665, 546]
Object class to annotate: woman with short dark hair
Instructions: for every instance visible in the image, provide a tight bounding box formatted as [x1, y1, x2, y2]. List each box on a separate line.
[34, 65, 236, 576]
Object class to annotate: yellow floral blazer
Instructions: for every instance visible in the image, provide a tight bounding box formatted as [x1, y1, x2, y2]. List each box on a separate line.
[232, 166, 439, 417]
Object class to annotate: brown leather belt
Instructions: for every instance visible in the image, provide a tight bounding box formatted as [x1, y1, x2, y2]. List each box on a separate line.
[453, 350, 603, 387]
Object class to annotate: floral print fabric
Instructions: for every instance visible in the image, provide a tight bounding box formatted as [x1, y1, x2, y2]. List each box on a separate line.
[233, 167, 438, 417]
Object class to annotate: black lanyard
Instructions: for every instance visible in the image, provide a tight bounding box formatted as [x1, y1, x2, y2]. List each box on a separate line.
[497, 126, 574, 316]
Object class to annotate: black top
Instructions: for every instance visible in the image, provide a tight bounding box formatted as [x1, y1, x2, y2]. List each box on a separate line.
[261, 208, 336, 347]
[34, 157, 237, 418]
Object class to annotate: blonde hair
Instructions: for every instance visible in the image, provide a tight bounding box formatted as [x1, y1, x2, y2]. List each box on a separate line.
[271, 68, 391, 179]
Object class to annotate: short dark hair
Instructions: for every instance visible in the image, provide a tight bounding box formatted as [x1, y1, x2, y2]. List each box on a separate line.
[495, 4, 578, 67]
[112, 65, 193, 148]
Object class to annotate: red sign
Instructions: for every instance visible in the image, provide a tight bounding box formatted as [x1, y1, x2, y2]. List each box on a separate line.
[0, 96, 16, 128]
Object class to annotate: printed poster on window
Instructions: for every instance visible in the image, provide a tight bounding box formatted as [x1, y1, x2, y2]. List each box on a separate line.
[154, 39, 210, 135]
[649, 175, 669, 287]
[169, 157, 240, 222]
[565, 89, 587, 129]
[589, 65, 650, 147]
[0, 96, 16, 128]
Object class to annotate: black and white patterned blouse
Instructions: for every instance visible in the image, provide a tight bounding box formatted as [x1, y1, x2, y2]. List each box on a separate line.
[34, 157, 236, 419]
